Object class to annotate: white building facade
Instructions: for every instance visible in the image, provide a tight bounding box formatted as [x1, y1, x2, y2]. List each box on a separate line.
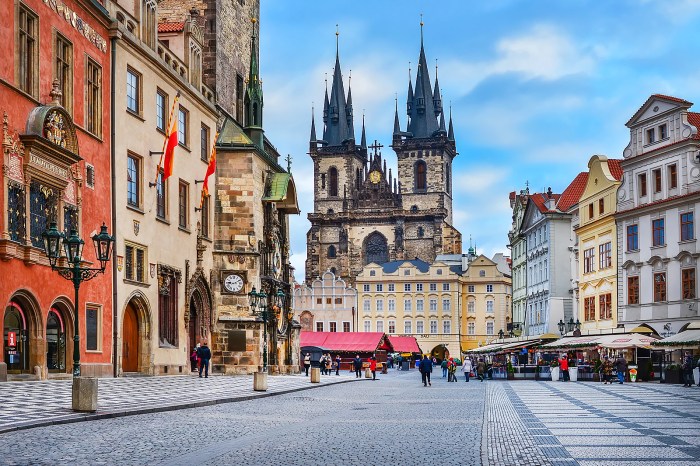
[293, 270, 358, 333]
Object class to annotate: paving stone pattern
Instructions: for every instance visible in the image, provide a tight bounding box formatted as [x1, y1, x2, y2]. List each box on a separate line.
[1, 371, 700, 465]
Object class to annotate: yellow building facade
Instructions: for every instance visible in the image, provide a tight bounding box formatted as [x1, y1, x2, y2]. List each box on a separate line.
[576, 155, 623, 332]
[460, 254, 512, 351]
[355, 260, 461, 360]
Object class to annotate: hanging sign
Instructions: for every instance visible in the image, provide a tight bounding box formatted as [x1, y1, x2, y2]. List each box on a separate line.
[8, 331, 16, 348]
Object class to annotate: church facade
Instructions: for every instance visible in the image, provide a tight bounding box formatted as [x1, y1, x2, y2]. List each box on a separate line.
[305, 30, 462, 285]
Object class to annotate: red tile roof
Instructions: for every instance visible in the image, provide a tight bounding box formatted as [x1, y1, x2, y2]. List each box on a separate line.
[557, 172, 588, 211]
[300, 332, 394, 353]
[651, 94, 693, 105]
[687, 112, 700, 140]
[607, 159, 623, 181]
[530, 192, 561, 213]
[158, 22, 185, 33]
[386, 336, 421, 354]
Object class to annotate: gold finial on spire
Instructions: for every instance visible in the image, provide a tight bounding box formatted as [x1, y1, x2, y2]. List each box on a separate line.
[251, 17, 257, 24]
[335, 24, 339, 54]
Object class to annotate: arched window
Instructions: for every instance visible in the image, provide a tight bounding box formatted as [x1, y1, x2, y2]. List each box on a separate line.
[415, 161, 427, 191]
[328, 245, 337, 258]
[329, 167, 338, 197]
[363, 232, 388, 265]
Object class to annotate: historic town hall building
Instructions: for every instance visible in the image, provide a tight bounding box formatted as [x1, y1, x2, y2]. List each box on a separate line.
[305, 29, 462, 285]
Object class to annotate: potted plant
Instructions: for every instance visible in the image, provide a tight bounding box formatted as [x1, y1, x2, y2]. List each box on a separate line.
[550, 359, 560, 381]
[507, 361, 515, 380]
[568, 357, 578, 382]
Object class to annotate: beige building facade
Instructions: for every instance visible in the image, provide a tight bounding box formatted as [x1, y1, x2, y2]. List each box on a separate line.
[292, 270, 358, 333]
[577, 155, 623, 333]
[109, 1, 218, 375]
[355, 260, 461, 360]
[460, 254, 512, 351]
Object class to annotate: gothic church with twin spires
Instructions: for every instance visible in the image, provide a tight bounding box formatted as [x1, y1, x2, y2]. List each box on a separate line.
[305, 28, 462, 284]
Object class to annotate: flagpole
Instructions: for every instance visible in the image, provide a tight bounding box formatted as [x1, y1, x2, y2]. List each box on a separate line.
[155, 91, 180, 185]
[200, 131, 219, 209]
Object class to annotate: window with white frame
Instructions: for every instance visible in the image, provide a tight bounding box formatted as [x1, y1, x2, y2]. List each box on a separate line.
[388, 284, 395, 292]
[363, 284, 370, 292]
[468, 322, 475, 335]
[404, 299, 412, 313]
[376, 284, 383, 292]
[376, 300, 383, 313]
[429, 299, 437, 312]
[404, 283, 411, 292]
[363, 299, 370, 312]
[388, 299, 395, 312]
[468, 301, 475, 313]
[486, 300, 494, 313]
[442, 283, 450, 291]
[343, 322, 350, 332]
[486, 322, 494, 335]
[443, 320, 451, 334]
[388, 320, 395, 334]
[468, 285, 475, 292]
[486, 284, 493, 293]
[416, 283, 423, 292]
[430, 320, 438, 334]
[416, 299, 424, 312]
[376, 321, 384, 333]
[404, 321, 412, 334]
[442, 299, 450, 312]
[429, 283, 437, 291]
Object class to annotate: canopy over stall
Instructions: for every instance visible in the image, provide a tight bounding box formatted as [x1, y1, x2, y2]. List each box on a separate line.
[386, 336, 421, 354]
[652, 329, 700, 350]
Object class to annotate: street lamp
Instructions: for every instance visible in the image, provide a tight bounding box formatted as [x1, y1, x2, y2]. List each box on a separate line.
[567, 318, 576, 333]
[248, 287, 269, 372]
[42, 222, 114, 377]
[498, 329, 504, 340]
[557, 319, 566, 335]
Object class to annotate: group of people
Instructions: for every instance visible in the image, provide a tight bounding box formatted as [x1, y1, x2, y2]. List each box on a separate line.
[599, 355, 628, 384]
[315, 353, 342, 376]
[417, 355, 487, 386]
[189, 341, 212, 378]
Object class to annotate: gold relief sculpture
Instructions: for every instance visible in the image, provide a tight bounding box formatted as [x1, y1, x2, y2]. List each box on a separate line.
[44, 112, 67, 148]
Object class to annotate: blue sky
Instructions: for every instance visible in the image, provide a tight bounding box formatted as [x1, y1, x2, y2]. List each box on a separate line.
[258, 0, 700, 282]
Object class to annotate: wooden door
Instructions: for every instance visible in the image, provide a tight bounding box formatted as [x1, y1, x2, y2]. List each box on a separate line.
[122, 303, 139, 372]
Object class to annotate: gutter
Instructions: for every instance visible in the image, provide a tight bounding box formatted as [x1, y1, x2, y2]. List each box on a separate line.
[110, 34, 118, 378]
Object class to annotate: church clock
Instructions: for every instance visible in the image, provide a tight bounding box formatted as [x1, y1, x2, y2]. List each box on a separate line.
[369, 170, 381, 184]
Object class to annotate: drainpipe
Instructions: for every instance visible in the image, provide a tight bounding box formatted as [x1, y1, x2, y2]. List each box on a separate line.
[110, 34, 118, 378]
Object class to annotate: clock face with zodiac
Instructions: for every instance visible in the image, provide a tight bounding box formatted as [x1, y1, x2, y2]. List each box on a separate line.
[275, 303, 288, 334]
[223, 272, 244, 294]
[369, 170, 381, 184]
[271, 237, 283, 280]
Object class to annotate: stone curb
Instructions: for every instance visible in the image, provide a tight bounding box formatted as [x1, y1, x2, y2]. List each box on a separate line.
[0, 378, 361, 435]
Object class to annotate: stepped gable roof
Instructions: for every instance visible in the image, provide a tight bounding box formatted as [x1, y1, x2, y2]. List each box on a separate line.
[557, 172, 588, 211]
[158, 22, 185, 33]
[379, 259, 431, 274]
[607, 159, 623, 181]
[530, 192, 561, 214]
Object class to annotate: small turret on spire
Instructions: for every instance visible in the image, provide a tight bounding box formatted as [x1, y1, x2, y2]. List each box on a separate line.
[448, 103, 455, 141]
[433, 60, 442, 116]
[323, 74, 329, 124]
[393, 95, 401, 135]
[309, 105, 317, 150]
[406, 63, 413, 116]
[360, 112, 367, 149]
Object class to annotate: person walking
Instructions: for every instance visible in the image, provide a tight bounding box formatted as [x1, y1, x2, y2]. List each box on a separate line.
[560, 355, 570, 382]
[325, 354, 332, 376]
[476, 359, 486, 382]
[614, 354, 628, 384]
[369, 355, 378, 380]
[190, 344, 199, 372]
[303, 353, 311, 376]
[682, 352, 694, 387]
[441, 358, 448, 378]
[447, 357, 457, 382]
[197, 341, 211, 378]
[419, 354, 432, 386]
[353, 354, 363, 378]
[335, 354, 342, 376]
[462, 358, 473, 382]
[601, 356, 613, 384]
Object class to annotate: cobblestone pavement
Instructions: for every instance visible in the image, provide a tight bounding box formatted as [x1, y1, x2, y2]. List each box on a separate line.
[0, 371, 356, 434]
[2, 372, 699, 465]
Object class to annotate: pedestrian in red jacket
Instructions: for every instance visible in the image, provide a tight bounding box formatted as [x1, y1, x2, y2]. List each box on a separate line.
[369, 355, 377, 380]
[560, 355, 570, 382]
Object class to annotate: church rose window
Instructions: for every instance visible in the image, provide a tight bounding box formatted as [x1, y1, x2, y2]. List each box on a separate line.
[364, 232, 388, 265]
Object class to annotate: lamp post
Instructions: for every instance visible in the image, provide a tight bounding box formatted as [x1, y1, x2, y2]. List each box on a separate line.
[248, 287, 269, 373]
[498, 329, 505, 340]
[557, 319, 566, 335]
[42, 222, 114, 378]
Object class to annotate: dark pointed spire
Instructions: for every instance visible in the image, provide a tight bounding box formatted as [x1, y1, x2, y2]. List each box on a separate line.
[405, 17, 440, 138]
[360, 112, 367, 149]
[448, 104, 455, 141]
[244, 17, 264, 148]
[439, 108, 446, 134]
[310, 105, 317, 149]
[433, 60, 442, 117]
[393, 95, 401, 135]
[406, 63, 413, 117]
[321, 26, 354, 146]
[346, 70, 355, 140]
[323, 74, 329, 124]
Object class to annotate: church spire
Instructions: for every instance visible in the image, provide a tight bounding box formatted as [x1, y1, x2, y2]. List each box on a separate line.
[406, 64, 413, 117]
[405, 17, 440, 139]
[433, 60, 443, 117]
[393, 95, 401, 135]
[321, 26, 354, 146]
[322, 74, 329, 125]
[244, 17, 264, 148]
[448, 104, 454, 141]
[360, 112, 367, 149]
[309, 106, 317, 151]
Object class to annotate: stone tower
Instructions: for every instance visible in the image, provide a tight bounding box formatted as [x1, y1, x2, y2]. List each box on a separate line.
[305, 26, 461, 285]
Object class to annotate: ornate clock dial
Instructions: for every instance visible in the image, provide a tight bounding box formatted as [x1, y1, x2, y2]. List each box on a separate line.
[276, 304, 288, 334]
[224, 273, 244, 293]
[272, 237, 283, 279]
[369, 170, 381, 184]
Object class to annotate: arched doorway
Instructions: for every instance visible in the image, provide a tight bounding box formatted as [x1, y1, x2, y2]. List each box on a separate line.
[46, 309, 66, 373]
[430, 344, 448, 363]
[188, 291, 203, 371]
[122, 302, 140, 373]
[3, 303, 30, 373]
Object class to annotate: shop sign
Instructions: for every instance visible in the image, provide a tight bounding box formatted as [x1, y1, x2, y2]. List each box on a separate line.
[8, 331, 16, 347]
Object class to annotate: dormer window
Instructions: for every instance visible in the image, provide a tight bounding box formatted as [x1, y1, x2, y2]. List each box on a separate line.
[646, 128, 656, 144]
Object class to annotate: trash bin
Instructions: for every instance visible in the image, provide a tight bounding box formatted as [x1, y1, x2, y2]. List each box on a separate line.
[401, 361, 410, 371]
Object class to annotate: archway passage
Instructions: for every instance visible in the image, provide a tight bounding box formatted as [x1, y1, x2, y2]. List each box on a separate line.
[430, 344, 448, 363]
[122, 302, 140, 373]
[3, 303, 30, 373]
[46, 309, 66, 373]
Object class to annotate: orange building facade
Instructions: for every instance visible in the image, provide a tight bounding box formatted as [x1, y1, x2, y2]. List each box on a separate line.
[0, 0, 113, 378]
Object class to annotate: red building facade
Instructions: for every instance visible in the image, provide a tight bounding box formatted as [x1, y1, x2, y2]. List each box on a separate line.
[0, 0, 113, 378]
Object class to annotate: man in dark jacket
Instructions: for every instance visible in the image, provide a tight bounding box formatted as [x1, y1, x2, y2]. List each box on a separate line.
[614, 355, 627, 384]
[682, 352, 694, 387]
[419, 355, 432, 386]
[197, 341, 212, 378]
[353, 355, 363, 378]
